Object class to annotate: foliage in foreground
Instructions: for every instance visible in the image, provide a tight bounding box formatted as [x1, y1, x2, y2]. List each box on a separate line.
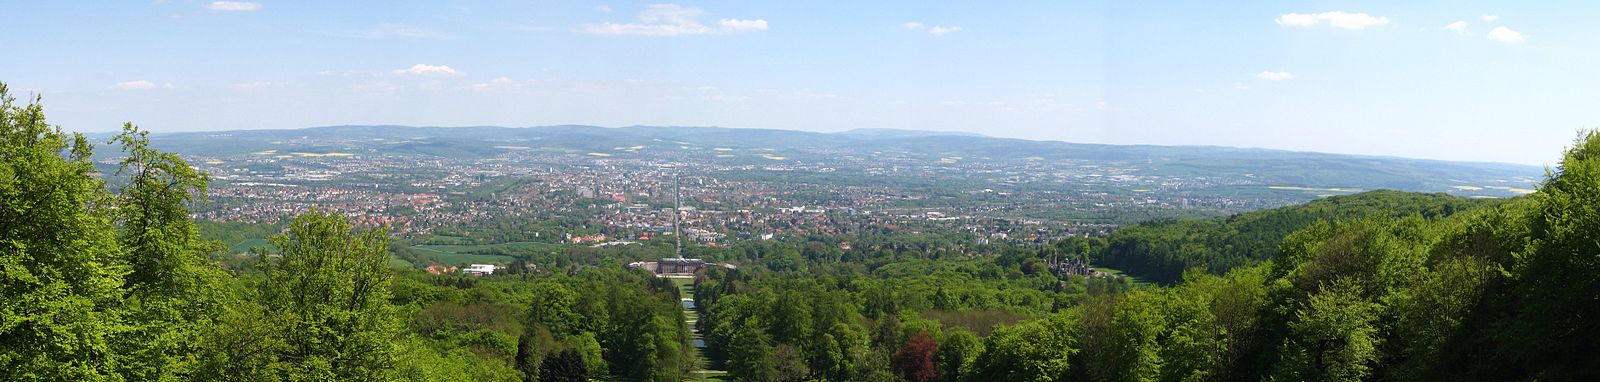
[0, 84, 691, 381]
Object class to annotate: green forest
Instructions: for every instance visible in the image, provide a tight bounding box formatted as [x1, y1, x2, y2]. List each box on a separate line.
[6, 81, 1600, 382]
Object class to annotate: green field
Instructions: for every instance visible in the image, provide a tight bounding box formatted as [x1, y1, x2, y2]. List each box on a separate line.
[1094, 266, 1153, 287]
[228, 238, 274, 254]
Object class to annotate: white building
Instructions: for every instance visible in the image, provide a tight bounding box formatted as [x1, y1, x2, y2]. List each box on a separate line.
[463, 264, 497, 276]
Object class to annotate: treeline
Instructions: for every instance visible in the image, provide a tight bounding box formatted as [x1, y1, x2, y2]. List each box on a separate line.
[694, 132, 1600, 380]
[396, 265, 693, 381]
[1090, 190, 1499, 283]
[692, 255, 1132, 381]
[1, 85, 691, 381]
[429, 214, 596, 245]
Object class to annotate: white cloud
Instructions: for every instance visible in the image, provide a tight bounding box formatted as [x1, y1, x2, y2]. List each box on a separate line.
[719, 18, 768, 32]
[232, 81, 276, 90]
[1444, 21, 1469, 35]
[928, 26, 963, 36]
[580, 4, 767, 36]
[1275, 11, 1390, 30]
[903, 21, 961, 36]
[469, 76, 539, 91]
[393, 64, 461, 76]
[1274, 13, 1319, 27]
[112, 80, 161, 90]
[473, 76, 512, 91]
[1481, 14, 1500, 22]
[1257, 71, 1295, 81]
[1233, 82, 1250, 90]
[1486, 26, 1526, 43]
[204, 1, 260, 11]
[596, 5, 611, 13]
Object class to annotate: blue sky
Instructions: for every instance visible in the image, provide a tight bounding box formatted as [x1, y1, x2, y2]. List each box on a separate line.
[1, 1, 1595, 165]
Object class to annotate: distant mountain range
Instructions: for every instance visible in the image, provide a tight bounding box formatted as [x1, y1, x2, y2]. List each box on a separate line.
[834, 128, 988, 138]
[126, 124, 1545, 198]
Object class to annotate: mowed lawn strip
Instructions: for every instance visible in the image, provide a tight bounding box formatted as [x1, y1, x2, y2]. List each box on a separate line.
[406, 242, 563, 265]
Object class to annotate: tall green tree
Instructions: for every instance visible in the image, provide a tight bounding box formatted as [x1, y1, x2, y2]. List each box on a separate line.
[968, 311, 1081, 382]
[539, 348, 589, 382]
[1503, 131, 1600, 379]
[726, 318, 780, 381]
[108, 123, 231, 380]
[110, 124, 217, 294]
[257, 210, 402, 380]
[1270, 280, 1379, 382]
[0, 82, 128, 380]
[1101, 291, 1168, 382]
[934, 329, 981, 382]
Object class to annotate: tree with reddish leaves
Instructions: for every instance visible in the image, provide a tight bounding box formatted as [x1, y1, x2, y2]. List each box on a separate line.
[893, 331, 941, 382]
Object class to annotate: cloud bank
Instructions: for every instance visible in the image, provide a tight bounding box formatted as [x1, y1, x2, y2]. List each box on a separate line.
[581, 4, 767, 36]
[205, 1, 260, 11]
[1275, 11, 1390, 30]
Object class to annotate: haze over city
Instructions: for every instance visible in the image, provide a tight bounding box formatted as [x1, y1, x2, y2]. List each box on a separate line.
[3, 1, 1596, 165]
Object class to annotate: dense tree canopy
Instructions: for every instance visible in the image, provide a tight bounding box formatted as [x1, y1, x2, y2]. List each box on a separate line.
[1, 83, 694, 381]
[1, 79, 129, 381]
[1094, 190, 1497, 283]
